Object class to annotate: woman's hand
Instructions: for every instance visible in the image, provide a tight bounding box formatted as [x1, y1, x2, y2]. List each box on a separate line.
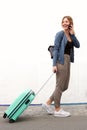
[52, 66, 58, 73]
[68, 25, 75, 35]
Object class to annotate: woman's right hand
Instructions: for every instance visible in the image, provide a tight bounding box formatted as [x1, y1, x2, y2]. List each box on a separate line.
[52, 66, 58, 73]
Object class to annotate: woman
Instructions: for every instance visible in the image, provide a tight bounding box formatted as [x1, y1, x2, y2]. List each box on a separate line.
[42, 16, 80, 117]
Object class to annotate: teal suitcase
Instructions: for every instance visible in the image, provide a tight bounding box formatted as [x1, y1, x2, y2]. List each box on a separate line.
[3, 74, 54, 123]
[3, 89, 35, 123]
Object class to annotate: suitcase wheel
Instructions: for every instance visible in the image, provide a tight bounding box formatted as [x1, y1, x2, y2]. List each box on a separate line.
[9, 119, 15, 123]
[3, 113, 7, 118]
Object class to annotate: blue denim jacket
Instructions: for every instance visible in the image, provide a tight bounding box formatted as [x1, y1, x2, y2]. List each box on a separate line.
[53, 30, 80, 66]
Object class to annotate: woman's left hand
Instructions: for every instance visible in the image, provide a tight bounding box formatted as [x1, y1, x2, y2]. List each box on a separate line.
[69, 25, 75, 35]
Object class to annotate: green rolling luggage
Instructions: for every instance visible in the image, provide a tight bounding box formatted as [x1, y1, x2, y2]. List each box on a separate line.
[3, 73, 54, 123]
[3, 89, 35, 123]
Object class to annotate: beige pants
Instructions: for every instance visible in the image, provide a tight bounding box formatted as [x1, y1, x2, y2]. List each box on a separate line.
[50, 54, 70, 107]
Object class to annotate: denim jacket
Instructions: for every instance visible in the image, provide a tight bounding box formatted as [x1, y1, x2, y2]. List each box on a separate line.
[53, 30, 80, 66]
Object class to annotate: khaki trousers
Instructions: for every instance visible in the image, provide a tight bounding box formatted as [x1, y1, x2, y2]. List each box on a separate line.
[50, 54, 70, 107]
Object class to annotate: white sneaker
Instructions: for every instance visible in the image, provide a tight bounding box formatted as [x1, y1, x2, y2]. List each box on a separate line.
[42, 103, 53, 115]
[54, 108, 71, 117]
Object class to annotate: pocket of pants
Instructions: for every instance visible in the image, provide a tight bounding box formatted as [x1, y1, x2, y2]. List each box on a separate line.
[57, 63, 64, 71]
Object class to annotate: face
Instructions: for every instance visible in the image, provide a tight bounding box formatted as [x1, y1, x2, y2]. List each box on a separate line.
[61, 17, 70, 30]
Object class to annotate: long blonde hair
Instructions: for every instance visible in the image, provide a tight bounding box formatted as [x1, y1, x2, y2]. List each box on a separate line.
[62, 16, 73, 25]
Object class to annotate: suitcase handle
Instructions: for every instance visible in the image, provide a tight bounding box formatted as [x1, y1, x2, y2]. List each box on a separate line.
[36, 73, 54, 96]
[25, 99, 30, 105]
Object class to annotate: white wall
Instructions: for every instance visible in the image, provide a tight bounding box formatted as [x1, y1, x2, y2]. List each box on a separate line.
[0, 0, 87, 105]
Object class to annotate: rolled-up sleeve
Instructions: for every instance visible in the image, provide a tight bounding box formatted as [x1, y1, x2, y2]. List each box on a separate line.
[71, 34, 80, 48]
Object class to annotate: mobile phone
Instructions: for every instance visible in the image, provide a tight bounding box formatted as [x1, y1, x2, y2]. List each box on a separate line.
[68, 25, 72, 29]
